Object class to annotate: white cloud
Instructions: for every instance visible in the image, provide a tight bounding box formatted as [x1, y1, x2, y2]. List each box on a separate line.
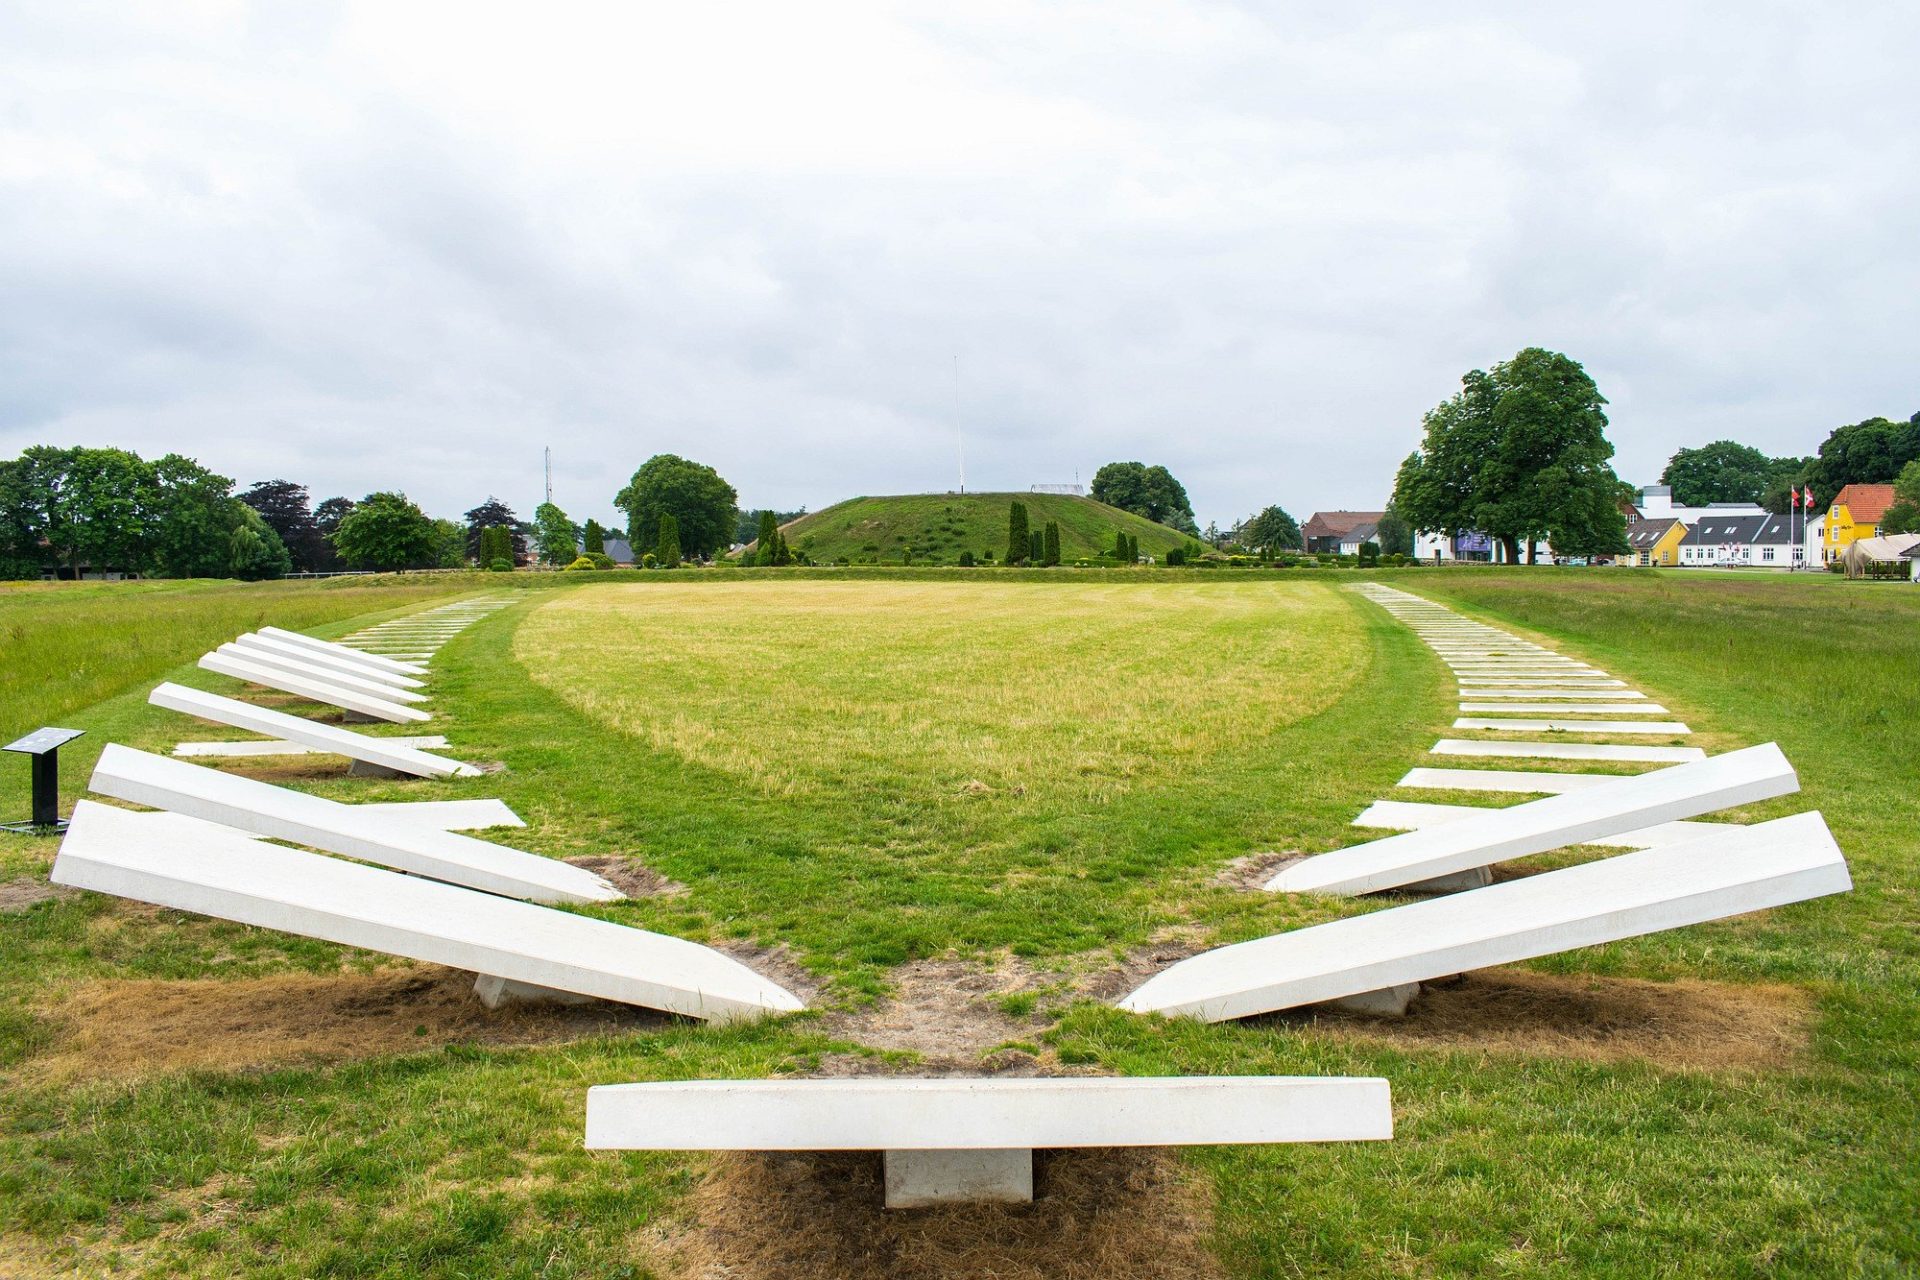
[2, 0, 1915, 528]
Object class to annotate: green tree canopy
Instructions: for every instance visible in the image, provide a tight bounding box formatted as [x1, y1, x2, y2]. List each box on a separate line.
[240, 480, 324, 571]
[1802, 413, 1920, 506]
[1005, 502, 1030, 564]
[1660, 440, 1809, 507]
[1240, 505, 1302, 553]
[1091, 461, 1199, 534]
[533, 502, 577, 565]
[1374, 506, 1414, 557]
[583, 518, 605, 556]
[615, 455, 737, 560]
[148, 453, 239, 579]
[226, 506, 291, 580]
[1878, 459, 1920, 535]
[332, 491, 437, 571]
[1393, 348, 1626, 563]
[463, 497, 524, 563]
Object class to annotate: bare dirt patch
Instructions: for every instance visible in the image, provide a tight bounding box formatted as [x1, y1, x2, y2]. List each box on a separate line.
[1210, 851, 1302, 892]
[713, 940, 829, 1007]
[641, 1146, 1223, 1280]
[823, 957, 1053, 1056]
[0, 878, 75, 913]
[1267, 968, 1814, 1070]
[24, 966, 675, 1083]
[1081, 929, 1211, 1004]
[564, 855, 687, 898]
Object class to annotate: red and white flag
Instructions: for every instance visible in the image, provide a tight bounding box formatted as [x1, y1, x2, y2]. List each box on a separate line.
[1790, 488, 1801, 509]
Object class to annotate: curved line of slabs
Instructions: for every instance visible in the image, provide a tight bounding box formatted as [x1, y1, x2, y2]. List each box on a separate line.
[45, 588, 1853, 1209]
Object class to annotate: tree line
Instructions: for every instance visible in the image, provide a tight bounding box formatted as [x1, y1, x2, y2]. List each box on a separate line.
[1659, 413, 1920, 512]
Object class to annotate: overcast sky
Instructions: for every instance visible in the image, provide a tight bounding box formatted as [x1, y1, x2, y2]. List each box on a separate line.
[3, 3, 1916, 529]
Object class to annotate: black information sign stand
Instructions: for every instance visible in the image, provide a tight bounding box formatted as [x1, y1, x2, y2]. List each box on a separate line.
[3, 727, 85, 834]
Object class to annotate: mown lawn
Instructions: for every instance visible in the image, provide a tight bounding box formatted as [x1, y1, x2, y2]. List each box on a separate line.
[0, 570, 1913, 1277]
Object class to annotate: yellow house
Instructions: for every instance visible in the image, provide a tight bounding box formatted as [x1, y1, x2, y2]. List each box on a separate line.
[1624, 517, 1686, 566]
[1822, 484, 1898, 562]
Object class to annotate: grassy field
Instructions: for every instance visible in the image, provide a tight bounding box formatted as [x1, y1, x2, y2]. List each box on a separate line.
[0, 570, 1914, 1277]
[758, 491, 1194, 564]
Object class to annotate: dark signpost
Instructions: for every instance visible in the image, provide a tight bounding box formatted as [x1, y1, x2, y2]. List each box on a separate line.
[3, 727, 85, 834]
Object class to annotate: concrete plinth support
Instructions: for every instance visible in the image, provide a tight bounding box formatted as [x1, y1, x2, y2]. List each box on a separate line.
[884, 1148, 1033, 1208]
[348, 758, 405, 779]
[1402, 865, 1493, 894]
[1327, 983, 1421, 1016]
[473, 973, 598, 1009]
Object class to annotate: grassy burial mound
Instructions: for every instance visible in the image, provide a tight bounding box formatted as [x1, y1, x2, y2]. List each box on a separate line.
[744, 492, 1194, 565]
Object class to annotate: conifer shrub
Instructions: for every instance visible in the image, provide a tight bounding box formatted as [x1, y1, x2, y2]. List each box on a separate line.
[563, 555, 597, 571]
[656, 513, 682, 568]
[1006, 502, 1030, 564]
[488, 558, 512, 572]
[1043, 522, 1061, 566]
[958, 550, 975, 566]
[1165, 546, 1186, 566]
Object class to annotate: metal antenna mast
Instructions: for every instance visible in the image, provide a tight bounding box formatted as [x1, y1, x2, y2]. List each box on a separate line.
[953, 355, 965, 494]
[544, 446, 553, 506]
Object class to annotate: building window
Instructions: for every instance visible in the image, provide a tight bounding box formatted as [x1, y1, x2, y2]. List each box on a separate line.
[1762, 546, 1774, 561]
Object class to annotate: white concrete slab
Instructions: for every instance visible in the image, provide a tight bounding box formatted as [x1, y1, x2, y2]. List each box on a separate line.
[1457, 678, 1625, 687]
[1454, 718, 1691, 735]
[1433, 739, 1705, 763]
[232, 634, 426, 689]
[54, 801, 798, 1024]
[257, 625, 426, 676]
[1397, 767, 1636, 794]
[1459, 689, 1646, 700]
[199, 652, 431, 725]
[174, 735, 451, 759]
[89, 745, 607, 904]
[1268, 743, 1795, 895]
[212, 644, 431, 704]
[1123, 811, 1851, 1021]
[357, 798, 525, 829]
[1460, 703, 1669, 715]
[1352, 800, 1730, 848]
[152, 683, 476, 778]
[586, 1075, 1392, 1205]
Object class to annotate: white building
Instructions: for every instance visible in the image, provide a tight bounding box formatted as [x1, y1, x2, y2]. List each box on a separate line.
[1632, 485, 1766, 525]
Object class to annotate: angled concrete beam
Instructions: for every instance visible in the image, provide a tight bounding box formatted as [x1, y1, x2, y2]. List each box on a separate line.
[232, 634, 426, 689]
[257, 625, 426, 676]
[1123, 812, 1850, 1022]
[53, 801, 798, 1024]
[1352, 799, 1729, 848]
[152, 683, 475, 778]
[1268, 744, 1795, 895]
[199, 652, 431, 724]
[89, 745, 609, 904]
[212, 644, 431, 704]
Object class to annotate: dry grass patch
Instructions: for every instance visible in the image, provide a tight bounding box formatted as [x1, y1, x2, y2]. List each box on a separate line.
[22, 967, 674, 1083]
[1272, 968, 1815, 1070]
[643, 1147, 1223, 1280]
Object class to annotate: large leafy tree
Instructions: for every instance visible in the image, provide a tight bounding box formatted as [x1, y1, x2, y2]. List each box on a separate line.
[532, 502, 578, 565]
[313, 496, 356, 571]
[1374, 506, 1414, 557]
[615, 455, 737, 560]
[331, 491, 437, 571]
[240, 480, 325, 572]
[1393, 348, 1626, 563]
[1802, 413, 1920, 505]
[1878, 460, 1920, 535]
[464, 497, 524, 563]
[1661, 441, 1810, 507]
[148, 454, 238, 579]
[1091, 461, 1199, 534]
[1240, 505, 1303, 553]
[64, 447, 156, 574]
[226, 506, 292, 580]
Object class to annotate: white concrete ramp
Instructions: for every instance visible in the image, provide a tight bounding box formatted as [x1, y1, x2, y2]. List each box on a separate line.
[210, 644, 431, 704]
[1432, 740, 1704, 763]
[1396, 767, 1631, 795]
[53, 801, 799, 1023]
[232, 633, 426, 689]
[1352, 800, 1728, 849]
[257, 626, 426, 676]
[1268, 744, 1796, 896]
[152, 683, 476, 778]
[586, 1076, 1392, 1207]
[1123, 812, 1851, 1022]
[199, 651, 431, 724]
[89, 745, 611, 904]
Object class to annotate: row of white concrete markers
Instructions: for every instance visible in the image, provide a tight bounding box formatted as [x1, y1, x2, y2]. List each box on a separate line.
[47, 589, 1850, 1209]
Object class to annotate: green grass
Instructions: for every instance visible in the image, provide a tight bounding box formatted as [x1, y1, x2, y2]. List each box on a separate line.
[0, 570, 1914, 1276]
[755, 491, 1194, 564]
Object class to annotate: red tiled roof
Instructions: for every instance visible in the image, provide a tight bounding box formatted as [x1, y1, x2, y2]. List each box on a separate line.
[1832, 484, 1898, 524]
[1301, 510, 1386, 539]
